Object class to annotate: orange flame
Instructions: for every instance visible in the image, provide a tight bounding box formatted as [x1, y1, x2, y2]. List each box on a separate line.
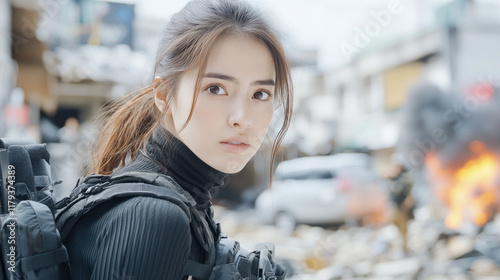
[425, 141, 500, 229]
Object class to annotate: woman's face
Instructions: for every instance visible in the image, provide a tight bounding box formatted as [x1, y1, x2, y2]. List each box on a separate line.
[163, 35, 276, 173]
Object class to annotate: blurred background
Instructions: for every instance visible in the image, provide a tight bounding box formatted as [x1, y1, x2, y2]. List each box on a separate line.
[3, 0, 500, 278]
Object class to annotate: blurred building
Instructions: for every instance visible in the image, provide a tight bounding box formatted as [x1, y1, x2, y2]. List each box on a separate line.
[41, 0, 147, 128]
[316, 0, 500, 174]
[8, 0, 153, 133]
[287, 65, 335, 157]
[0, 1, 12, 108]
[1, 1, 16, 137]
[7, 0, 151, 196]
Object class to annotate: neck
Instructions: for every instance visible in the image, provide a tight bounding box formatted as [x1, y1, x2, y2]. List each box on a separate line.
[144, 127, 228, 209]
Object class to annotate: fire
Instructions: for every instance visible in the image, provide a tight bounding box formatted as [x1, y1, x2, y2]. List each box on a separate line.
[425, 141, 500, 229]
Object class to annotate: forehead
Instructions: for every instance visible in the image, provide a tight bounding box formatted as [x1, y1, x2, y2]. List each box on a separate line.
[205, 35, 276, 80]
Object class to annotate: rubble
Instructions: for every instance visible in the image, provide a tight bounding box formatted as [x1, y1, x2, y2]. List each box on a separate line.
[213, 205, 500, 279]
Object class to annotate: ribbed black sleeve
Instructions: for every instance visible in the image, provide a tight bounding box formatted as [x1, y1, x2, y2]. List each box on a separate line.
[65, 196, 191, 280]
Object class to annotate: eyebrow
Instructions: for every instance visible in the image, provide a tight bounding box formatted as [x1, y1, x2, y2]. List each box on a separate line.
[204, 72, 275, 86]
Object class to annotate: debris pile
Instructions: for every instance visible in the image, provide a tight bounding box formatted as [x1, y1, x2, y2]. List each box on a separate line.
[214, 205, 500, 279]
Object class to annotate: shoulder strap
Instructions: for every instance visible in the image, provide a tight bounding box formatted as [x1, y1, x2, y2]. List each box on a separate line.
[55, 182, 192, 240]
[110, 171, 197, 206]
[55, 171, 218, 277]
[56, 171, 218, 279]
[182, 260, 213, 280]
[110, 171, 218, 266]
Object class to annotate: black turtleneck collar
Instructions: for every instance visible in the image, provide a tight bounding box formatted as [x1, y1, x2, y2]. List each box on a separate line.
[116, 127, 228, 209]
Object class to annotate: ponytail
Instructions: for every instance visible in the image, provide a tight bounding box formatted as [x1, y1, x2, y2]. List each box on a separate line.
[90, 85, 160, 175]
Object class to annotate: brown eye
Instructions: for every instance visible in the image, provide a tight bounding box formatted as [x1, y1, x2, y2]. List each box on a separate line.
[207, 85, 226, 95]
[254, 91, 271, 101]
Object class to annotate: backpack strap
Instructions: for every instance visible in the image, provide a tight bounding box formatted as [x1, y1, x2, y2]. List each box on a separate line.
[111, 171, 197, 207]
[182, 260, 213, 280]
[108, 171, 218, 266]
[55, 182, 192, 240]
[55, 171, 218, 279]
[20, 246, 69, 273]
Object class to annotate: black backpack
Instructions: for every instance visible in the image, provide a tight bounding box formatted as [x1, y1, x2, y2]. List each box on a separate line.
[0, 139, 70, 280]
[0, 139, 217, 280]
[0, 139, 285, 280]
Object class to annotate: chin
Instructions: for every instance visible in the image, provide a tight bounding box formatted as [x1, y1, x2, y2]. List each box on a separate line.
[217, 159, 247, 174]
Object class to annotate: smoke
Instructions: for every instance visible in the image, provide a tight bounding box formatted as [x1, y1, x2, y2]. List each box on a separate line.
[397, 82, 500, 170]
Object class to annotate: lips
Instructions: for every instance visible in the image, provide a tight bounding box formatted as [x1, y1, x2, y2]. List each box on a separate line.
[220, 136, 250, 153]
[221, 136, 249, 145]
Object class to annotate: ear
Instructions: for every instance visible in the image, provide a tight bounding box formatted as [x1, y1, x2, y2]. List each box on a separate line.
[153, 77, 168, 114]
[154, 91, 167, 113]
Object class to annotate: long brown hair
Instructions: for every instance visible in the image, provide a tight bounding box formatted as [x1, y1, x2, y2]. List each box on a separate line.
[91, 0, 293, 180]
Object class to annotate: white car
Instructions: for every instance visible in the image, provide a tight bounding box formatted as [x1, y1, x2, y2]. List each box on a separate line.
[255, 153, 389, 232]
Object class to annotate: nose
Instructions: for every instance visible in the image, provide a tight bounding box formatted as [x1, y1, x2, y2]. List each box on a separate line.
[228, 97, 253, 129]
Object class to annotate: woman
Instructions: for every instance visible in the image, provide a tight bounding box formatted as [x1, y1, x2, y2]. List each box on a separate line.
[64, 0, 293, 279]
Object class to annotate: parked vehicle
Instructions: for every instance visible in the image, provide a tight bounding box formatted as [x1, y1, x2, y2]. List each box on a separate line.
[255, 153, 389, 232]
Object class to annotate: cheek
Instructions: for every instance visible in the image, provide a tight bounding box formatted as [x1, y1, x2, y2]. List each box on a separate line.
[255, 106, 274, 141]
[171, 99, 191, 131]
[180, 102, 223, 136]
[172, 100, 209, 132]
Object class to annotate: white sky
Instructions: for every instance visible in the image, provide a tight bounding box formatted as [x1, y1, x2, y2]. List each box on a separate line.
[135, 0, 458, 70]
